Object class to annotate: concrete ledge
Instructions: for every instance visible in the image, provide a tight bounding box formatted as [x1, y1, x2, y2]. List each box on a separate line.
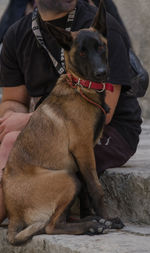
[1, 224, 150, 253]
[102, 120, 150, 224]
[102, 166, 150, 224]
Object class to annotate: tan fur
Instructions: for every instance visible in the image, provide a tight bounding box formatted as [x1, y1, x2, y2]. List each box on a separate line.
[3, 72, 106, 244]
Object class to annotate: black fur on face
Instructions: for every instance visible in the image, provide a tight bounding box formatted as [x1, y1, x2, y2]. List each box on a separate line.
[68, 29, 108, 82]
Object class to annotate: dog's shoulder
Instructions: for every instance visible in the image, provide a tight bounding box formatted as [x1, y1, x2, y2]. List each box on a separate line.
[51, 74, 75, 97]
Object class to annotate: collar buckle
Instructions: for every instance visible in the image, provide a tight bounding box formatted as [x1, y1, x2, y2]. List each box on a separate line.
[75, 78, 82, 87]
[88, 81, 92, 89]
[77, 78, 81, 86]
[97, 82, 105, 93]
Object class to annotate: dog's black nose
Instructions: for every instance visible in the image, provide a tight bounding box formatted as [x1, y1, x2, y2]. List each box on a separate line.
[94, 68, 106, 78]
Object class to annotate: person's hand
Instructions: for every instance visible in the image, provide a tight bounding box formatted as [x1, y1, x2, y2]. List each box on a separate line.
[0, 111, 32, 142]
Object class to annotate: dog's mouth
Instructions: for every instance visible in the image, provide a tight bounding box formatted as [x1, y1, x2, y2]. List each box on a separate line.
[68, 59, 108, 84]
[94, 75, 107, 83]
[74, 74, 107, 84]
[85, 66, 108, 83]
[89, 73, 107, 83]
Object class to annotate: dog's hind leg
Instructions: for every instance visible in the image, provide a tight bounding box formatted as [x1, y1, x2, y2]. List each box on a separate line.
[45, 176, 80, 235]
[7, 219, 24, 245]
[46, 220, 106, 235]
[7, 170, 80, 245]
[7, 187, 76, 246]
[7, 219, 47, 245]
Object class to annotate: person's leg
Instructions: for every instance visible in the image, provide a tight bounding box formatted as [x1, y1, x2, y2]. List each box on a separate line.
[94, 125, 135, 176]
[0, 0, 29, 43]
[0, 131, 20, 223]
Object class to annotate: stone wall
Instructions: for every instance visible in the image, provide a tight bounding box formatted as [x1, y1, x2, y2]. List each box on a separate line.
[114, 0, 150, 118]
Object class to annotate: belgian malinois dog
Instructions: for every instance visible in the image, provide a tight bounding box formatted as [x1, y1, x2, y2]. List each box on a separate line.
[2, 0, 123, 245]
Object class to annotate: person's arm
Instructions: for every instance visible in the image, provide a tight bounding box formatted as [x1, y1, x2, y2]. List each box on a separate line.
[0, 85, 30, 116]
[0, 85, 32, 141]
[105, 84, 121, 125]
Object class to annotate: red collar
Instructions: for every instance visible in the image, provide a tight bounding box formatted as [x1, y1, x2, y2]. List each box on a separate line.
[67, 73, 113, 92]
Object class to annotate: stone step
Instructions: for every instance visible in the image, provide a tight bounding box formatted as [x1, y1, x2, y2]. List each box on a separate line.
[0, 223, 150, 253]
[101, 120, 150, 224]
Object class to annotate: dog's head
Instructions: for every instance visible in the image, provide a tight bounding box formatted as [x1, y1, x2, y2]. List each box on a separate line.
[47, 0, 107, 82]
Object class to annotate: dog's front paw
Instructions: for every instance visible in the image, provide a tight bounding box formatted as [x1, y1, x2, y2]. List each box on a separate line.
[93, 217, 124, 230]
[107, 217, 124, 229]
[85, 221, 107, 236]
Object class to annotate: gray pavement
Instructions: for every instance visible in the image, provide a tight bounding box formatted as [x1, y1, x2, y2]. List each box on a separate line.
[1, 224, 150, 253]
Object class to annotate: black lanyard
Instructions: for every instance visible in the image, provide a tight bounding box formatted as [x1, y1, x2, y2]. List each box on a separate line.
[32, 8, 76, 75]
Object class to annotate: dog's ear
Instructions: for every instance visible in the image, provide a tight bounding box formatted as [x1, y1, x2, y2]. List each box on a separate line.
[46, 23, 73, 51]
[92, 0, 107, 36]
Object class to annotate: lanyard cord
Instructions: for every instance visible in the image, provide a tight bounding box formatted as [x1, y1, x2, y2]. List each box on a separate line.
[32, 8, 76, 75]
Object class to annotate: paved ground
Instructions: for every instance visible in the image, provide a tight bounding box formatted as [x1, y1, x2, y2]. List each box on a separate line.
[1, 223, 150, 253]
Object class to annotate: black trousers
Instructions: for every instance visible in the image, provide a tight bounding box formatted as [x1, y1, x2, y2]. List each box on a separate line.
[94, 125, 135, 176]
